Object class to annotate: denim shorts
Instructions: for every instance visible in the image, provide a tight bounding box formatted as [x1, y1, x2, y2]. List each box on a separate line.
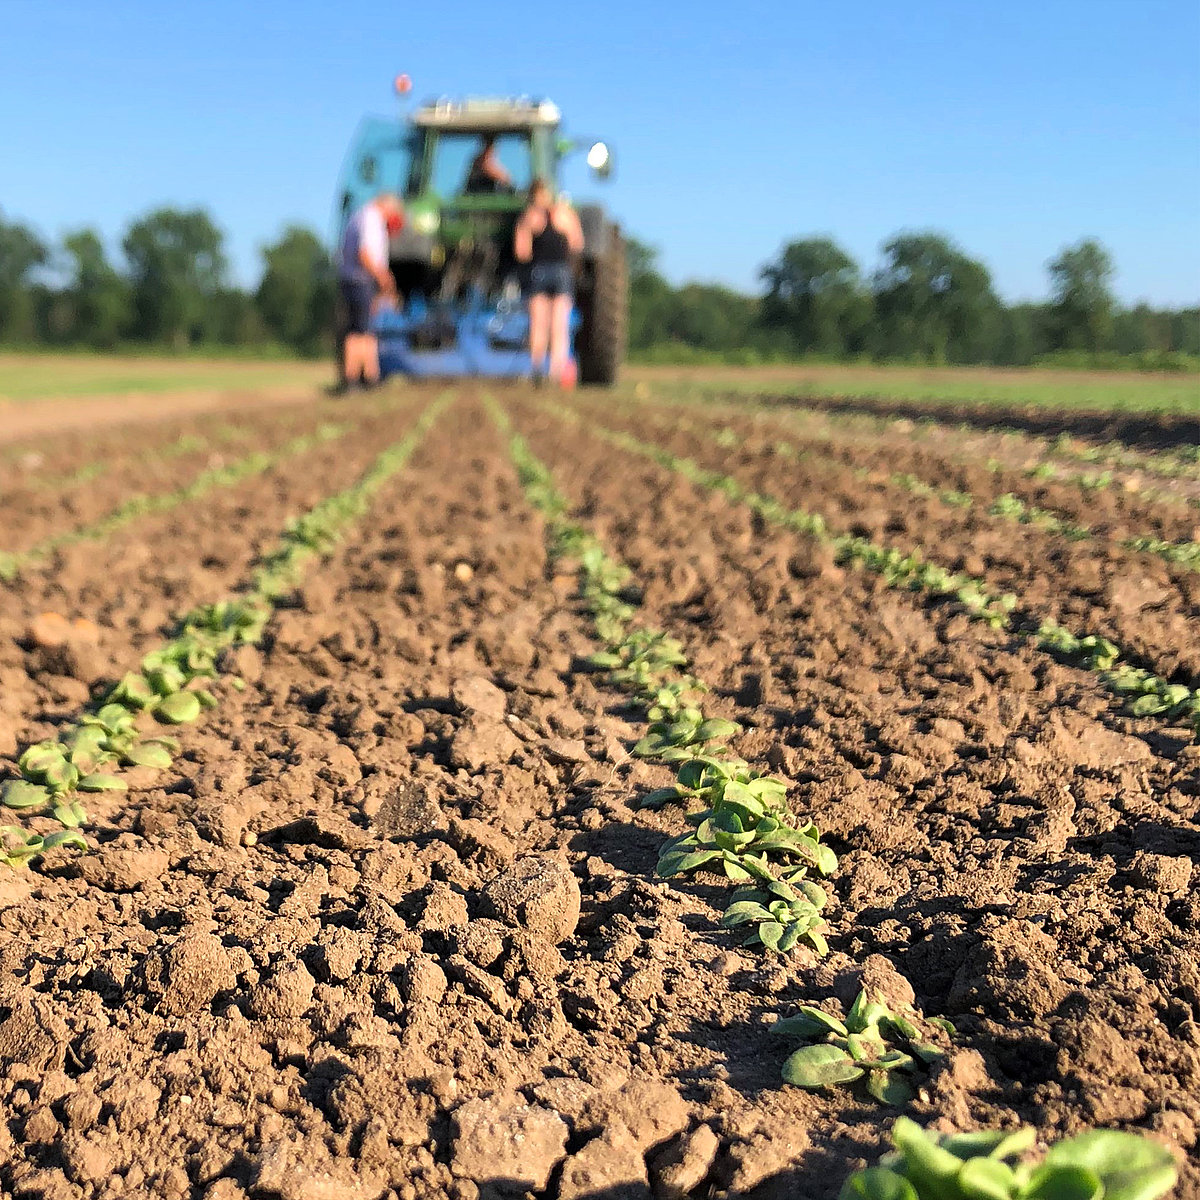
[527, 262, 573, 298]
[339, 278, 376, 334]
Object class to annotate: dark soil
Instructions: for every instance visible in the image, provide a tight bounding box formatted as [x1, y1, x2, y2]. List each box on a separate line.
[0, 390, 1196, 1200]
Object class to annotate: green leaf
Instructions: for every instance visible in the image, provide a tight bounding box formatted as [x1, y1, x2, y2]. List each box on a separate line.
[2, 780, 52, 810]
[837, 1167, 918, 1200]
[42, 758, 80, 793]
[51, 801, 87, 829]
[866, 1070, 915, 1107]
[656, 847, 721, 877]
[955, 1157, 1021, 1200]
[771, 1006, 849, 1039]
[1021, 1165, 1104, 1200]
[695, 718, 741, 743]
[20, 742, 66, 777]
[123, 742, 173, 770]
[758, 919, 786, 951]
[781, 1042, 863, 1088]
[42, 829, 88, 853]
[1042, 1131, 1177, 1200]
[638, 788, 682, 810]
[847, 989, 886, 1034]
[76, 773, 127, 792]
[941, 1129, 1035, 1162]
[889, 1118, 968, 1197]
[156, 691, 202, 724]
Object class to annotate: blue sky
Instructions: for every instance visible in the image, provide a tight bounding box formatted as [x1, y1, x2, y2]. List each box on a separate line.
[2, 0, 1197, 305]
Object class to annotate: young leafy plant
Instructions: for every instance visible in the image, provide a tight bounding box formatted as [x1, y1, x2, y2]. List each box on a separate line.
[839, 1116, 1177, 1200]
[1, 396, 452, 869]
[773, 989, 954, 1106]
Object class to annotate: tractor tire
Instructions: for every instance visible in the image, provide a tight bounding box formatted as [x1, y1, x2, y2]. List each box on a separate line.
[577, 225, 627, 387]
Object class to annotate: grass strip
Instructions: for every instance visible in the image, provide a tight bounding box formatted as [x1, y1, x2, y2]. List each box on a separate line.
[488, 398, 837, 956]
[0, 393, 453, 868]
[544, 401, 1200, 738]
[0, 420, 356, 580]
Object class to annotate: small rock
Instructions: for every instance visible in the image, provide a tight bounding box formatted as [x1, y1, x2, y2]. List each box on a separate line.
[544, 736, 590, 765]
[479, 855, 581, 944]
[142, 930, 236, 1016]
[449, 717, 522, 773]
[452, 676, 508, 720]
[374, 779, 446, 838]
[450, 1096, 568, 1191]
[451, 919, 510, 971]
[80, 845, 170, 892]
[454, 562, 474, 583]
[253, 1138, 386, 1200]
[559, 1123, 649, 1200]
[580, 1077, 689, 1153]
[1130, 852, 1192, 895]
[650, 1125, 720, 1200]
[447, 818, 516, 870]
[250, 962, 316, 1019]
[400, 954, 447, 1005]
[416, 881, 470, 933]
[61, 1133, 115, 1185]
[312, 928, 367, 983]
[190, 801, 247, 849]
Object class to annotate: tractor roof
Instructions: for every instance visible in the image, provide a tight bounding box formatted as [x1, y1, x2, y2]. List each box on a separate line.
[412, 97, 562, 131]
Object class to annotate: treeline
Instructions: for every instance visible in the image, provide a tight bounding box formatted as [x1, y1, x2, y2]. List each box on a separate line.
[2, 204, 1196, 369]
[0, 207, 335, 356]
[630, 235, 1200, 370]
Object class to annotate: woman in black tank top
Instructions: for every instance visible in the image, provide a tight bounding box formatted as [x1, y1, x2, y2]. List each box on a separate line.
[515, 179, 584, 386]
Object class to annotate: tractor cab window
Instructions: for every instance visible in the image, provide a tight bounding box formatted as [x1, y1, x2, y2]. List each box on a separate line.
[429, 131, 532, 198]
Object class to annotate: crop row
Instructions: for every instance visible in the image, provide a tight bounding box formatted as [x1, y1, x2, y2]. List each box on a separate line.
[544, 400, 1200, 737]
[625, 384, 1200, 517]
[0, 420, 357, 581]
[624, 399, 1200, 574]
[0, 393, 452, 866]
[639, 380, 1200, 484]
[7, 419, 257, 500]
[493, 399, 1179, 1200]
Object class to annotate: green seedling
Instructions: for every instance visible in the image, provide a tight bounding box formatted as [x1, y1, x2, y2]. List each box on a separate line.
[1, 397, 451, 869]
[721, 878, 829, 954]
[545, 404, 1200, 740]
[839, 1116, 1177, 1200]
[774, 988, 952, 1105]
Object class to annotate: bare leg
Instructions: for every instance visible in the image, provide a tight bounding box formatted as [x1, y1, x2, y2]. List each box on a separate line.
[343, 334, 366, 384]
[548, 294, 572, 385]
[528, 294, 550, 376]
[363, 334, 381, 384]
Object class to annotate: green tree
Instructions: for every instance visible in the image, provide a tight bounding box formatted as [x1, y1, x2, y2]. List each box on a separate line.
[626, 237, 675, 351]
[255, 226, 335, 355]
[760, 237, 869, 356]
[63, 229, 131, 348]
[1047, 238, 1115, 352]
[122, 207, 227, 348]
[0, 210, 48, 342]
[872, 232, 999, 363]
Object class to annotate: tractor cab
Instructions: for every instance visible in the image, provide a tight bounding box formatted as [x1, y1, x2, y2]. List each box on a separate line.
[335, 92, 626, 384]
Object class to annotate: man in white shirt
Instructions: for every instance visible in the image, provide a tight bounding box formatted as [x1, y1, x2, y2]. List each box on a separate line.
[338, 193, 404, 389]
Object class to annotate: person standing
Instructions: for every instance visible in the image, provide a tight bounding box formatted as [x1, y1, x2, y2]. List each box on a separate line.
[337, 193, 404, 389]
[514, 180, 584, 386]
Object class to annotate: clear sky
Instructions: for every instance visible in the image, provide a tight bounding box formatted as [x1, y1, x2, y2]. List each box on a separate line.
[2, 0, 1197, 305]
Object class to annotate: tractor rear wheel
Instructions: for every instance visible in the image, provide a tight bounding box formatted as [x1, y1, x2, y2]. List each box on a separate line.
[577, 226, 627, 386]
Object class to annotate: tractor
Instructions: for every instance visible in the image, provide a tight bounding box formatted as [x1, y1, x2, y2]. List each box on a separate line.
[334, 83, 627, 384]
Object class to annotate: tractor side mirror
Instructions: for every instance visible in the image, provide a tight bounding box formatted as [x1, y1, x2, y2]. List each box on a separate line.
[586, 142, 613, 179]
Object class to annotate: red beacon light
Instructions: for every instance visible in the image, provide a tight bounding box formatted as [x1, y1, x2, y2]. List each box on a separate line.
[394, 73, 413, 96]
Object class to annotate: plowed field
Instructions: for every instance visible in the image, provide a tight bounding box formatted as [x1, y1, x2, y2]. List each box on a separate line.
[1, 383, 1197, 1200]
